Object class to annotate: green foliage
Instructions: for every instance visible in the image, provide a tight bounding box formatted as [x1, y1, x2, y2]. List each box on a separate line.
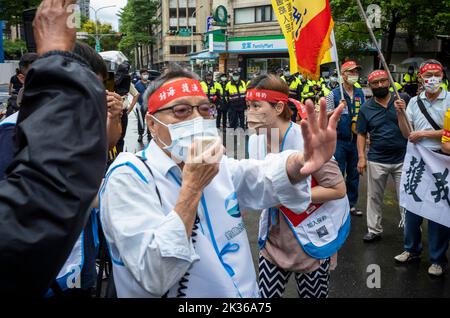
[79, 20, 121, 52]
[0, 0, 41, 25]
[3, 39, 27, 59]
[330, 0, 450, 61]
[118, 0, 160, 66]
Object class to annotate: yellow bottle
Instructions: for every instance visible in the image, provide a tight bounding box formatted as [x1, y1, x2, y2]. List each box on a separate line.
[442, 108, 450, 143]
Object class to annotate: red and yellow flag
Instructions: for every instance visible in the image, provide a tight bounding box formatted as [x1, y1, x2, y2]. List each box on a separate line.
[271, 0, 298, 74]
[292, 0, 334, 80]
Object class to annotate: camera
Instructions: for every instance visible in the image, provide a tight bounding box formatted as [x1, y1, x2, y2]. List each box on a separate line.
[99, 51, 131, 97]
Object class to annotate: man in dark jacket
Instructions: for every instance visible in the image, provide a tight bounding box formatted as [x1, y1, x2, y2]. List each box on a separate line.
[0, 0, 107, 296]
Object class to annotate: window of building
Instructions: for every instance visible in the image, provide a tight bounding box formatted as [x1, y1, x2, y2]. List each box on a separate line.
[169, 18, 178, 27]
[169, 0, 177, 9]
[170, 45, 190, 55]
[179, 8, 187, 18]
[188, 0, 196, 8]
[255, 6, 273, 22]
[179, 18, 188, 27]
[169, 8, 177, 18]
[235, 6, 275, 24]
[234, 7, 255, 24]
[187, 7, 195, 17]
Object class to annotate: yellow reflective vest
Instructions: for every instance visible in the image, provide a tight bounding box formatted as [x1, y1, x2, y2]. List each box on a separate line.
[225, 80, 247, 110]
[201, 80, 223, 103]
[389, 82, 403, 93]
[281, 75, 302, 100]
[402, 72, 418, 85]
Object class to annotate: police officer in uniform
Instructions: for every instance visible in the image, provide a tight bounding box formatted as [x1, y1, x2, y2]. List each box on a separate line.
[225, 70, 247, 130]
[327, 71, 340, 91]
[201, 72, 223, 129]
[281, 66, 302, 122]
[325, 60, 366, 217]
[402, 65, 419, 97]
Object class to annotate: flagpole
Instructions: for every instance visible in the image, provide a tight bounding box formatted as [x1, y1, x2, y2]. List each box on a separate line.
[331, 28, 345, 101]
[355, 0, 412, 133]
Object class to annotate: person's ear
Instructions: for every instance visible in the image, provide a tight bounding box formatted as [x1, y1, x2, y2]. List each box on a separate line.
[146, 113, 157, 137]
[275, 102, 285, 114]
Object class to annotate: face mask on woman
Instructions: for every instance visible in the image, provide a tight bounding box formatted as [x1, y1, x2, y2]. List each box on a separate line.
[247, 105, 280, 130]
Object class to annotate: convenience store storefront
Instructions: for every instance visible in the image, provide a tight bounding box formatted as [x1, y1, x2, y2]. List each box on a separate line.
[208, 34, 289, 80]
[228, 35, 289, 80]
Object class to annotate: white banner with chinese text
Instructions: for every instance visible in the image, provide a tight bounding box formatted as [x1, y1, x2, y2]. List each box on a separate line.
[400, 142, 450, 228]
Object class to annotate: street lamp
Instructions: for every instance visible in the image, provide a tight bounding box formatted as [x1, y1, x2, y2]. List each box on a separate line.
[90, 5, 116, 52]
[191, 5, 204, 71]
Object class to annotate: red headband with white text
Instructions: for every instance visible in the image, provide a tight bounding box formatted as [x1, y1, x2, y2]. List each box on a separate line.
[246, 89, 289, 103]
[148, 78, 207, 114]
[419, 64, 443, 75]
[368, 70, 389, 82]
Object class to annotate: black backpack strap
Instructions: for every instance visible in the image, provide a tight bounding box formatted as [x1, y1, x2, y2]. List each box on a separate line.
[417, 98, 442, 130]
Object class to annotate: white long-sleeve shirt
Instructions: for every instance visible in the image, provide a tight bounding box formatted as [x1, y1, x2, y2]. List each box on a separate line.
[99, 140, 311, 297]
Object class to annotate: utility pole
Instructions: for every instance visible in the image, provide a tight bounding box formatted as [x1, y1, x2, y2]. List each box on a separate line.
[191, 5, 204, 72]
[90, 5, 116, 52]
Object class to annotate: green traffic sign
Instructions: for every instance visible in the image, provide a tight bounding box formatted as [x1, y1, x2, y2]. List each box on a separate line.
[179, 28, 192, 37]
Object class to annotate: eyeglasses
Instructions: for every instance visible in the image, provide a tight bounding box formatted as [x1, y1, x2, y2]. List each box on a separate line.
[155, 103, 216, 119]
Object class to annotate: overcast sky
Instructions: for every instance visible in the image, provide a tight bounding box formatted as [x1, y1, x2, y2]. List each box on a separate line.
[90, 0, 128, 31]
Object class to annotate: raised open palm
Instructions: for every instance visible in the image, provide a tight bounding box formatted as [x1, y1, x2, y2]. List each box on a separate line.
[300, 97, 345, 175]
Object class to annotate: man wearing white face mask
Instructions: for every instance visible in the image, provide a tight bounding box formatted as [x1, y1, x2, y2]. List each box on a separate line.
[394, 59, 450, 276]
[98, 64, 344, 297]
[326, 60, 365, 218]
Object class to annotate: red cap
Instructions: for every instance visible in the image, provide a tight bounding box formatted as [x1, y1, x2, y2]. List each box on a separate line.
[341, 61, 361, 73]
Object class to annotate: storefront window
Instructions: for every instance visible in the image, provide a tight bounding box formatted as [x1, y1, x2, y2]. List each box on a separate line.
[247, 58, 289, 79]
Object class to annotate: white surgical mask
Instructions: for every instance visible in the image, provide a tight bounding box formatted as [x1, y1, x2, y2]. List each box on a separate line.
[221, 77, 227, 82]
[346, 75, 359, 85]
[330, 76, 338, 83]
[232, 76, 240, 82]
[283, 71, 291, 77]
[298, 74, 303, 80]
[142, 75, 149, 81]
[423, 76, 442, 94]
[152, 116, 219, 162]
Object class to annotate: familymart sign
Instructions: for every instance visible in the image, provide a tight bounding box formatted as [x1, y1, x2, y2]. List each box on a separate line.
[228, 35, 288, 53]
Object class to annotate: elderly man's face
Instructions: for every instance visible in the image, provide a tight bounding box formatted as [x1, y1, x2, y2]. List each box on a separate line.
[146, 78, 213, 148]
[420, 69, 443, 80]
